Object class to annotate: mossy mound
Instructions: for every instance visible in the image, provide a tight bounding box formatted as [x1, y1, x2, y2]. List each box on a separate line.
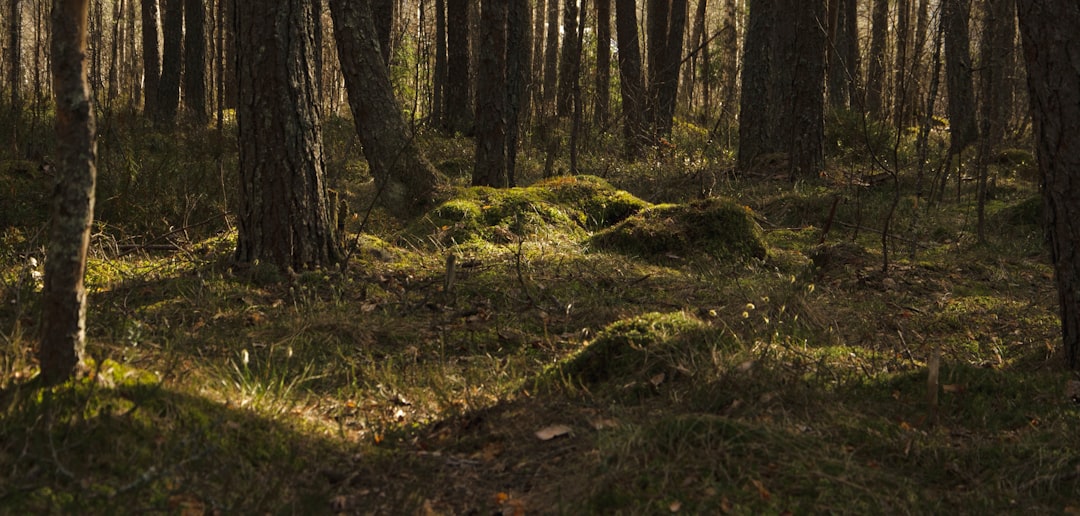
[992, 195, 1043, 228]
[404, 176, 649, 247]
[558, 311, 720, 390]
[808, 241, 873, 273]
[588, 198, 767, 262]
[532, 175, 650, 229]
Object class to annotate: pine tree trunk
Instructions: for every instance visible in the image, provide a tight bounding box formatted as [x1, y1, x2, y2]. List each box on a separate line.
[140, 0, 160, 116]
[595, 0, 612, 127]
[235, 0, 340, 270]
[183, 0, 206, 124]
[737, 0, 774, 169]
[473, 0, 508, 187]
[433, 0, 447, 128]
[446, 0, 472, 133]
[505, 0, 531, 187]
[614, 0, 647, 158]
[944, 0, 977, 152]
[372, 0, 394, 65]
[556, 0, 579, 117]
[41, 0, 95, 385]
[865, 0, 888, 117]
[329, 0, 445, 215]
[157, 0, 182, 126]
[1017, 0, 1080, 369]
[542, 0, 560, 115]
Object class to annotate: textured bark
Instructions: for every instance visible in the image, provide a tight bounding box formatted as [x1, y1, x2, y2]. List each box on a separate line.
[827, 0, 860, 108]
[433, 0, 447, 127]
[595, 0, 611, 126]
[1017, 1, 1080, 369]
[140, 0, 160, 116]
[531, 0, 546, 119]
[183, 0, 206, 124]
[893, 0, 912, 126]
[614, 0, 647, 158]
[654, 0, 687, 137]
[446, 0, 472, 133]
[944, 0, 977, 152]
[473, 0, 508, 187]
[556, 0, 579, 117]
[41, 0, 95, 385]
[235, 0, 340, 270]
[542, 0, 559, 113]
[329, 0, 445, 215]
[865, 0, 888, 117]
[106, 0, 122, 106]
[737, 0, 775, 169]
[785, 0, 826, 177]
[679, 0, 705, 113]
[8, 0, 22, 154]
[505, 0, 531, 186]
[372, 0, 394, 65]
[717, 0, 738, 119]
[156, 0, 182, 126]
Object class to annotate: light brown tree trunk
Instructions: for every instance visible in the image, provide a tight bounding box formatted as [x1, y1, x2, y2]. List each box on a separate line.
[329, 0, 445, 215]
[41, 0, 95, 385]
[1017, 0, 1080, 369]
[235, 0, 340, 270]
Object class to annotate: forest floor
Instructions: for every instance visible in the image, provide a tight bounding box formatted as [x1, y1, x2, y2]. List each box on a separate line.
[2, 121, 1079, 514]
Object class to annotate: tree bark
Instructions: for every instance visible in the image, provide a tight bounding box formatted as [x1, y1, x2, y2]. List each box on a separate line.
[157, 0, 182, 126]
[235, 0, 340, 270]
[473, 0, 508, 187]
[595, 0, 612, 126]
[8, 0, 22, 155]
[329, 0, 445, 215]
[183, 0, 206, 124]
[433, 0, 447, 127]
[737, 0, 775, 169]
[614, 0, 647, 158]
[785, 0, 826, 177]
[446, 0, 472, 133]
[542, 0, 560, 114]
[140, 0, 160, 116]
[865, 0, 888, 117]
[944, 0, 977, 152]
[505, 0, 531, 186]
[893, 0, 912, 127]
[372, 0, 394, 65]
[1017, 0, 1080, 369]
[654, 0, 687, 137]
[556, 0, 579, 117]
[41, 0, 95, 385]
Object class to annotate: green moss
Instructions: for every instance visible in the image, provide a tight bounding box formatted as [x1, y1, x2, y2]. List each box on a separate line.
[533, 175, 650, 229]
[558, 311, 721, 389]
[588, 198, 767, 262]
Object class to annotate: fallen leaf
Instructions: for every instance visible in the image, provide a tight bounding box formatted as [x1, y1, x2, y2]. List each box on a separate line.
[669, 500, 682, 512]
[751, 479, 770, 500]
[535, 424, 572, 441]
[650, 372, 666, 387]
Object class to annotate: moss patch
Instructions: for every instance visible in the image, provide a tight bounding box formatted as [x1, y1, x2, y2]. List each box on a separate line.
[589, 198, 767, 262]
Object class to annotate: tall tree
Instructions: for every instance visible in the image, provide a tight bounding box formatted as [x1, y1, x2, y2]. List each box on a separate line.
[614, 0, 648, 157]
[542, 0, 560, 114]
[1017, 0, 1080, 369]
[556, 0, 580, 117]
[329, 0, 446, 215]
[595, 0, 611, 126]
[235, 0, 340, 270]
[893, 0, 913, 126]
[8, 0, 22, 155]
[140, 0, 160, 116]
[505, 0, 532, 186]
[865, 0, 888, 117]
[943, 0, 977, 152]
[649, 0, 687, 138]
[473, 0, 508, 186]
[737, 0, 776, 168]
[446, 0, 472, 133]
[432, 0, 447, 127]
[183, 0, 207, 124]
[784, 0, 826, 177]
[41, 0, 96, 385]
[157, 0, 182, 126]
[372, 0, 394, 65]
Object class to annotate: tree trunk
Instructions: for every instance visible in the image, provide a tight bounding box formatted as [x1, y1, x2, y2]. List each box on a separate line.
[655, 0, 687, 137]
[976, 0, 1016, 242]
[531, 0, 546, 120]
[614, 0, 647, 158]
[944, 0, 977, 152]
[372, 0, 394, 65]
[737, 0, 774, 169]
[235, 0, 340, 271]
[473, 0, 508, 187]
[140, 0, 160, 116]
[329, 0, 445, 215]
[157, 0, 182, 126]
[893, 0, 912, 127]
[433, 0, 447, 128]
[785, 0, 826, 177]
[556, 0, 579, 117]
[41, 0, 95, 385]
[680, 0, 705, 114]
[542, 0, 560, 114]
[446, 0, 472, 133]
[595, 0, 611, 126]
[8, 0, 22, 155]
[1017, 1, 1080, 369]
[183, 0, 206, 124]
[505, 0, 531, 187]
[865, 0, 888, 117]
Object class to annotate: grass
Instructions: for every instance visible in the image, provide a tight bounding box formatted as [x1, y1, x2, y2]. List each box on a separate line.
[2, 118, 1078, 514]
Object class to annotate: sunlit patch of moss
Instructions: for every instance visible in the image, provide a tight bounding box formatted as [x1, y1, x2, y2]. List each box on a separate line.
[532, 175, 650, 229]
[589, 198, 767, 262]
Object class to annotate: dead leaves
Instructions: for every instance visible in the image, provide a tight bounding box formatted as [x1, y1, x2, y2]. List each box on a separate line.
[534, 424, 573, 441]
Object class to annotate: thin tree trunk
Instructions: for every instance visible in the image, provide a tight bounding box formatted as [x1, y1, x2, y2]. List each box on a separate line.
[866, 0, 888, 117]
[595, 0, 611, 127]
[505, 0, 531, 186]
[329, 0, 445, 214]
[446, 0, 471, 133]
[944, 0, 977, 153]
[557, 0, 579, 117]
[615, 0, 647, 158]
[41, 0, 95, 385]
[433, 0, 447, 128]
[140, 0, 160, 116]
[157, 0, 182, 126]
[680, 0, 705, 114]
[542, 0, 560, 114]
[473, 0, 508, 186]
[183, 0, 207, 124]
[8, 0, 22, 155]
